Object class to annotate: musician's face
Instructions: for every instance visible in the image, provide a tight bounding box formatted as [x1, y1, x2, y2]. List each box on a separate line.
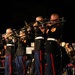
[50, 15, 60, 24]
[6, 29, 13, 35]
[36, 17, 43, 22]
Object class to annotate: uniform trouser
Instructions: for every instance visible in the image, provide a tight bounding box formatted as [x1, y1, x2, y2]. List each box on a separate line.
[15, 56, 25, 75]
[45, 40, 61, 75]
[25, 59, 32, 72]
[34, 50, 45, 75]
[5, 55, 12, 75]
[46, 53, 61, 75]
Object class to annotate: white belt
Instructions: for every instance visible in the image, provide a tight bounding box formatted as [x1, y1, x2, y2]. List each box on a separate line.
[6, 44, 14, 46]
[47, 38, 58, 42]
[35, 36, 44, 40]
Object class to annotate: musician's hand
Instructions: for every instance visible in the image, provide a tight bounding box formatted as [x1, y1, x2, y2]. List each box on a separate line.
[46, 23, 52, 27]
[46, 29, 49, 34]
[8, 36, 13, 39]
[4, 35, 8, 39]
[4, 55, 6, 58]
[4, 34, 12, 39]
[24, 40, 26, 43]
[33, 22, 38, 26]
[4, 45, 6, 50]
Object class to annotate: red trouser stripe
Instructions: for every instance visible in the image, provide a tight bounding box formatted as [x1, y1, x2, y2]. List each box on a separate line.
[40, 50, 42, 75]
[50, 53, 56, 75]
[22, 56, 26, 75]
[2, 60, 4, 67]
[9, 55, 12, 75]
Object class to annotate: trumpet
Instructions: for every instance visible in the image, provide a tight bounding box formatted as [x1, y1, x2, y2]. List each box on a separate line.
[2, 33, 13, 39]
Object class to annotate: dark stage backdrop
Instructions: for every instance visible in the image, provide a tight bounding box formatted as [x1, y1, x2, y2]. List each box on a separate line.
[0, 0, 75, 42]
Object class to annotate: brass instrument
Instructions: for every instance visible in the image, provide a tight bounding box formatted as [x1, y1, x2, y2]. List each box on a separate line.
[2, 32, 13, 40]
